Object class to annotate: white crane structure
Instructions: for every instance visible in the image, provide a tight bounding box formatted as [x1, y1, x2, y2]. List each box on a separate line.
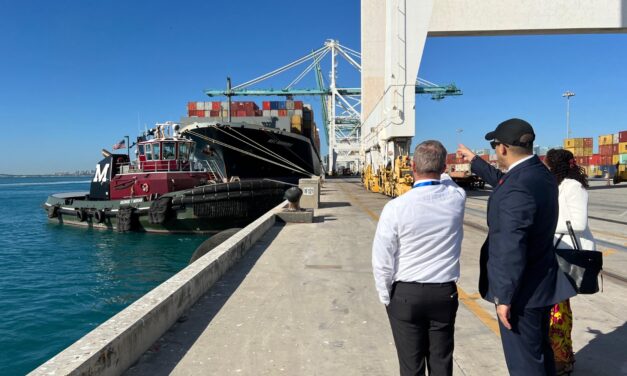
[205, 39, 461, 176]
[361, 0, 627, 177]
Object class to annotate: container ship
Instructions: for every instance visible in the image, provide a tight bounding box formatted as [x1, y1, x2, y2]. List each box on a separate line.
[180, 99, 323, 185]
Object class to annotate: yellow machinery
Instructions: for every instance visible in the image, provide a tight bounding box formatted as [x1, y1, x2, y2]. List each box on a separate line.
[363, 164, 381, 193]
[364, 156, 414, 198]
[392, 155, 414, 197]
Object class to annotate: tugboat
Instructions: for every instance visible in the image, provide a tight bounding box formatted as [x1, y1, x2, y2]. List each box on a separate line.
[43, 122, 290, 233]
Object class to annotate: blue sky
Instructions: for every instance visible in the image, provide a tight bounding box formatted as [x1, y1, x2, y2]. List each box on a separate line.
[0, 1, 625, 174]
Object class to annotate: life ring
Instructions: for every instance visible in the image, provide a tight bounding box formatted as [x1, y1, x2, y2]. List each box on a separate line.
[94, 210, 105, 223]
[141, 183, 150, 193]
[76, 209, 86, 222]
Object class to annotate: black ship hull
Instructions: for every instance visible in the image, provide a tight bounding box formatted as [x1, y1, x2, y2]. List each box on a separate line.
[182, 121, 322, 184]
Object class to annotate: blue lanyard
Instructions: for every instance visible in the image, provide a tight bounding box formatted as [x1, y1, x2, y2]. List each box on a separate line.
[412, 181, 441, 188]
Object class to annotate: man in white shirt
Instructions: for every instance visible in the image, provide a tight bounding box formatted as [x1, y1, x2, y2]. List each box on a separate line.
[372, 140, 466, 376]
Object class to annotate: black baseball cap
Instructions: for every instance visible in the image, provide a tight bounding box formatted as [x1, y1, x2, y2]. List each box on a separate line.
[485, 118, 535, 146]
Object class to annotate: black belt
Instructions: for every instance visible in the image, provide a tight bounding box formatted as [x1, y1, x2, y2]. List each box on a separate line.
[394, 281, 456, 287]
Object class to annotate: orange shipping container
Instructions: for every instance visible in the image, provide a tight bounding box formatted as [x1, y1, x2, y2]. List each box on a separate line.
[583, 138, 593, 147]
[187, 102, 196, 111]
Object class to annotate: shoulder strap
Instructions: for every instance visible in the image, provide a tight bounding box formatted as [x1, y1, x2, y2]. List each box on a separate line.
[554, 234, 565, 248]
[566, 221, 581, 250]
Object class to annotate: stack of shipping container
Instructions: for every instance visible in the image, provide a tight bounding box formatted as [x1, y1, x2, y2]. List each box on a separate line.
[563, 137, 593, 176]
[185, 100, 318, 151]
[596, 131, 627, 179]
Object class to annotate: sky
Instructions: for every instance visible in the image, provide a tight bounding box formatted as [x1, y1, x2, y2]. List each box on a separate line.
[0, 1, 626, 174]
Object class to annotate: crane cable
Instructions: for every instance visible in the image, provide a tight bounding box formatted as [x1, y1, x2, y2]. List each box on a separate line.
[210, 125, 312, 175]
[184, 130, 313, 177]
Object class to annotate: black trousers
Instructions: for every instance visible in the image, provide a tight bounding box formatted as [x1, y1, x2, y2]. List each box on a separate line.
[386, 281, 459, 376]
[499, 305, 556, 376]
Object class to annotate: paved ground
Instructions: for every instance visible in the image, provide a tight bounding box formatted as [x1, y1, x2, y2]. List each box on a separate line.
[126, 178, 627, 376]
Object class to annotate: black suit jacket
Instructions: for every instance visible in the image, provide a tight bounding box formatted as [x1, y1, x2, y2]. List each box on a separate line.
[471, 156, 576, 308]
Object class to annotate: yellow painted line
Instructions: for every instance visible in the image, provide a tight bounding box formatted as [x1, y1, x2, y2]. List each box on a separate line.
[458, 287, 501, 337]
[592, 229, 627, 241]
[603, 249, 617, 256]
[340, 181, 501, 337]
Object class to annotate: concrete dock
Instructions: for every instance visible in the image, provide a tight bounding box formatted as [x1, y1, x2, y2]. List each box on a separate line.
[125, 178, 627, 376]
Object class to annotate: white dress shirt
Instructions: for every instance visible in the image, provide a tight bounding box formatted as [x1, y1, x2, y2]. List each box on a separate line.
[506, 154, 535, 173]
[554, 178, 596, 250]
[372, 174, 466, 305]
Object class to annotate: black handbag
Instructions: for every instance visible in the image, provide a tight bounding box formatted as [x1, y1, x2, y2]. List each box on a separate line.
[554, 221, 603, 294]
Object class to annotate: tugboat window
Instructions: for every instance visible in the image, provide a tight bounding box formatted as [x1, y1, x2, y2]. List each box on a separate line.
[138, 144, 145, 156]
[153, 143, 161, 160]
[179, 143, 189, 160]
[145, 144, 153, 160]
[163, 142, 176, 160]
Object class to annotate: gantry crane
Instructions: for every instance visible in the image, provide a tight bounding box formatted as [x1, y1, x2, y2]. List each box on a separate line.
[203, 39, 461, 175]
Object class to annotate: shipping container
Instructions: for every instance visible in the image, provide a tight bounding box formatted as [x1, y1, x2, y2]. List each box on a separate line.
[576, 156, 589, 165]
[613, 133, 620, 144]
[599, 145, 613, 156]
[620, 131, 627, 143]
[584, 147, 593, 156]
[563, 138, 575, 148]
[270, 110, 279, 117]
[294, 101, 303, 110]
[565, 147, 576, 155]
[583, 138, 593, 147]
[212, 102, 221, 111]
[599, 134, 613, 146]
[187, 102, 196, 111]
[619, 154, 627, 164]
[262, 101, 271, 110]
[210, 110, 220, 117]
[278, 109, 288, 117]
[196, 102, 205, 110]
[619, 142, 627, 154]
[480, 155, 490, 161]
[590, 154, 601, 165]
[612, 155, 619, 165]
[286, 100, 294, 110]
[600, 165, 618, 176]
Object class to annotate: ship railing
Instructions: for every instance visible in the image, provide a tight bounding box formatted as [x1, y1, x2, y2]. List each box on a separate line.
[197, 159, 227, 182]
[122, 160, 196, 174]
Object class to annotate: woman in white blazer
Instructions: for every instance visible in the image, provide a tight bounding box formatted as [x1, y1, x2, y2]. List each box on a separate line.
[545, 148, 596, 375]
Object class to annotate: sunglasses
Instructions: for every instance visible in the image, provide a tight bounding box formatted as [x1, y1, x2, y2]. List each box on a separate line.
[490, 141, 509, 149]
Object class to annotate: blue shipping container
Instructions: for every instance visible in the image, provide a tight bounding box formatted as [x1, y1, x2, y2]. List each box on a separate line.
[278, 101, 286, 110]
[270, 101, 279, 110]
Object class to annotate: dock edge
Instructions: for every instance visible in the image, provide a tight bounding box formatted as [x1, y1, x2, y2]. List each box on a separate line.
[29, 200, 288, 376]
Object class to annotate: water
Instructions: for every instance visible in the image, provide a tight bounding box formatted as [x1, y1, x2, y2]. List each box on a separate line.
[0, 177, 206, 375]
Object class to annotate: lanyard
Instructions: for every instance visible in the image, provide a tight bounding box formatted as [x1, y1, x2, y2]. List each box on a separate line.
[412, 181, 441, 188]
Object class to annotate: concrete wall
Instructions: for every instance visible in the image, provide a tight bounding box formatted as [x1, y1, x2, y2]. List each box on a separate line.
[29, 201, 287, 376]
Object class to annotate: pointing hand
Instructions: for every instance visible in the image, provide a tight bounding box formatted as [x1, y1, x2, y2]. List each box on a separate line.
[457, 144, 476, 162]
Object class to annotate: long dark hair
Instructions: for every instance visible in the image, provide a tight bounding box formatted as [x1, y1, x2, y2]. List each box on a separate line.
[545, 149, 589, 188]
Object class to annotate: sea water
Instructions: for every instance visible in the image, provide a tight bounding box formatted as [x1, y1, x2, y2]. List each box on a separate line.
[0, 177, 206, 375]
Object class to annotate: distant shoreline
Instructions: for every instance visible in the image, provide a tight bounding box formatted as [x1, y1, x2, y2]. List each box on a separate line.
[0, 174, 92, 178]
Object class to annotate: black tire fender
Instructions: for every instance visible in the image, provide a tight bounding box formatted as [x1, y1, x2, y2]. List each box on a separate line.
[76, 209, 86, 222]
[189, 228, 242, 264]
[94, 210, 105, 223]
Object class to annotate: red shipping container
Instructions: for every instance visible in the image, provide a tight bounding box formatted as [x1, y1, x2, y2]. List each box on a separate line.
[481, 155, 490, 161]
[278, 109, 288, 117]
[446, 154, 456, 163]
[263, 101, 271, 110]
[620, 131, 627, 143]
[590, 154, 601, 165]
[187, 102, 196, 111]
[576, 156, 589, 165]
[210, 110, 220, 117]
[236, 110, 246, 117]
[599, 145, 611, 155]
[255, 109, 262, 116]
[612, 144, 619, 155]
[212, 102, 221, 110]
[294, 101, 303, 110]
[583, 138, 593, 147]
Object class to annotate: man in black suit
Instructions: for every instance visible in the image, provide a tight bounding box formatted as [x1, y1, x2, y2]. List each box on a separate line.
[458, 118, 575, 376]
